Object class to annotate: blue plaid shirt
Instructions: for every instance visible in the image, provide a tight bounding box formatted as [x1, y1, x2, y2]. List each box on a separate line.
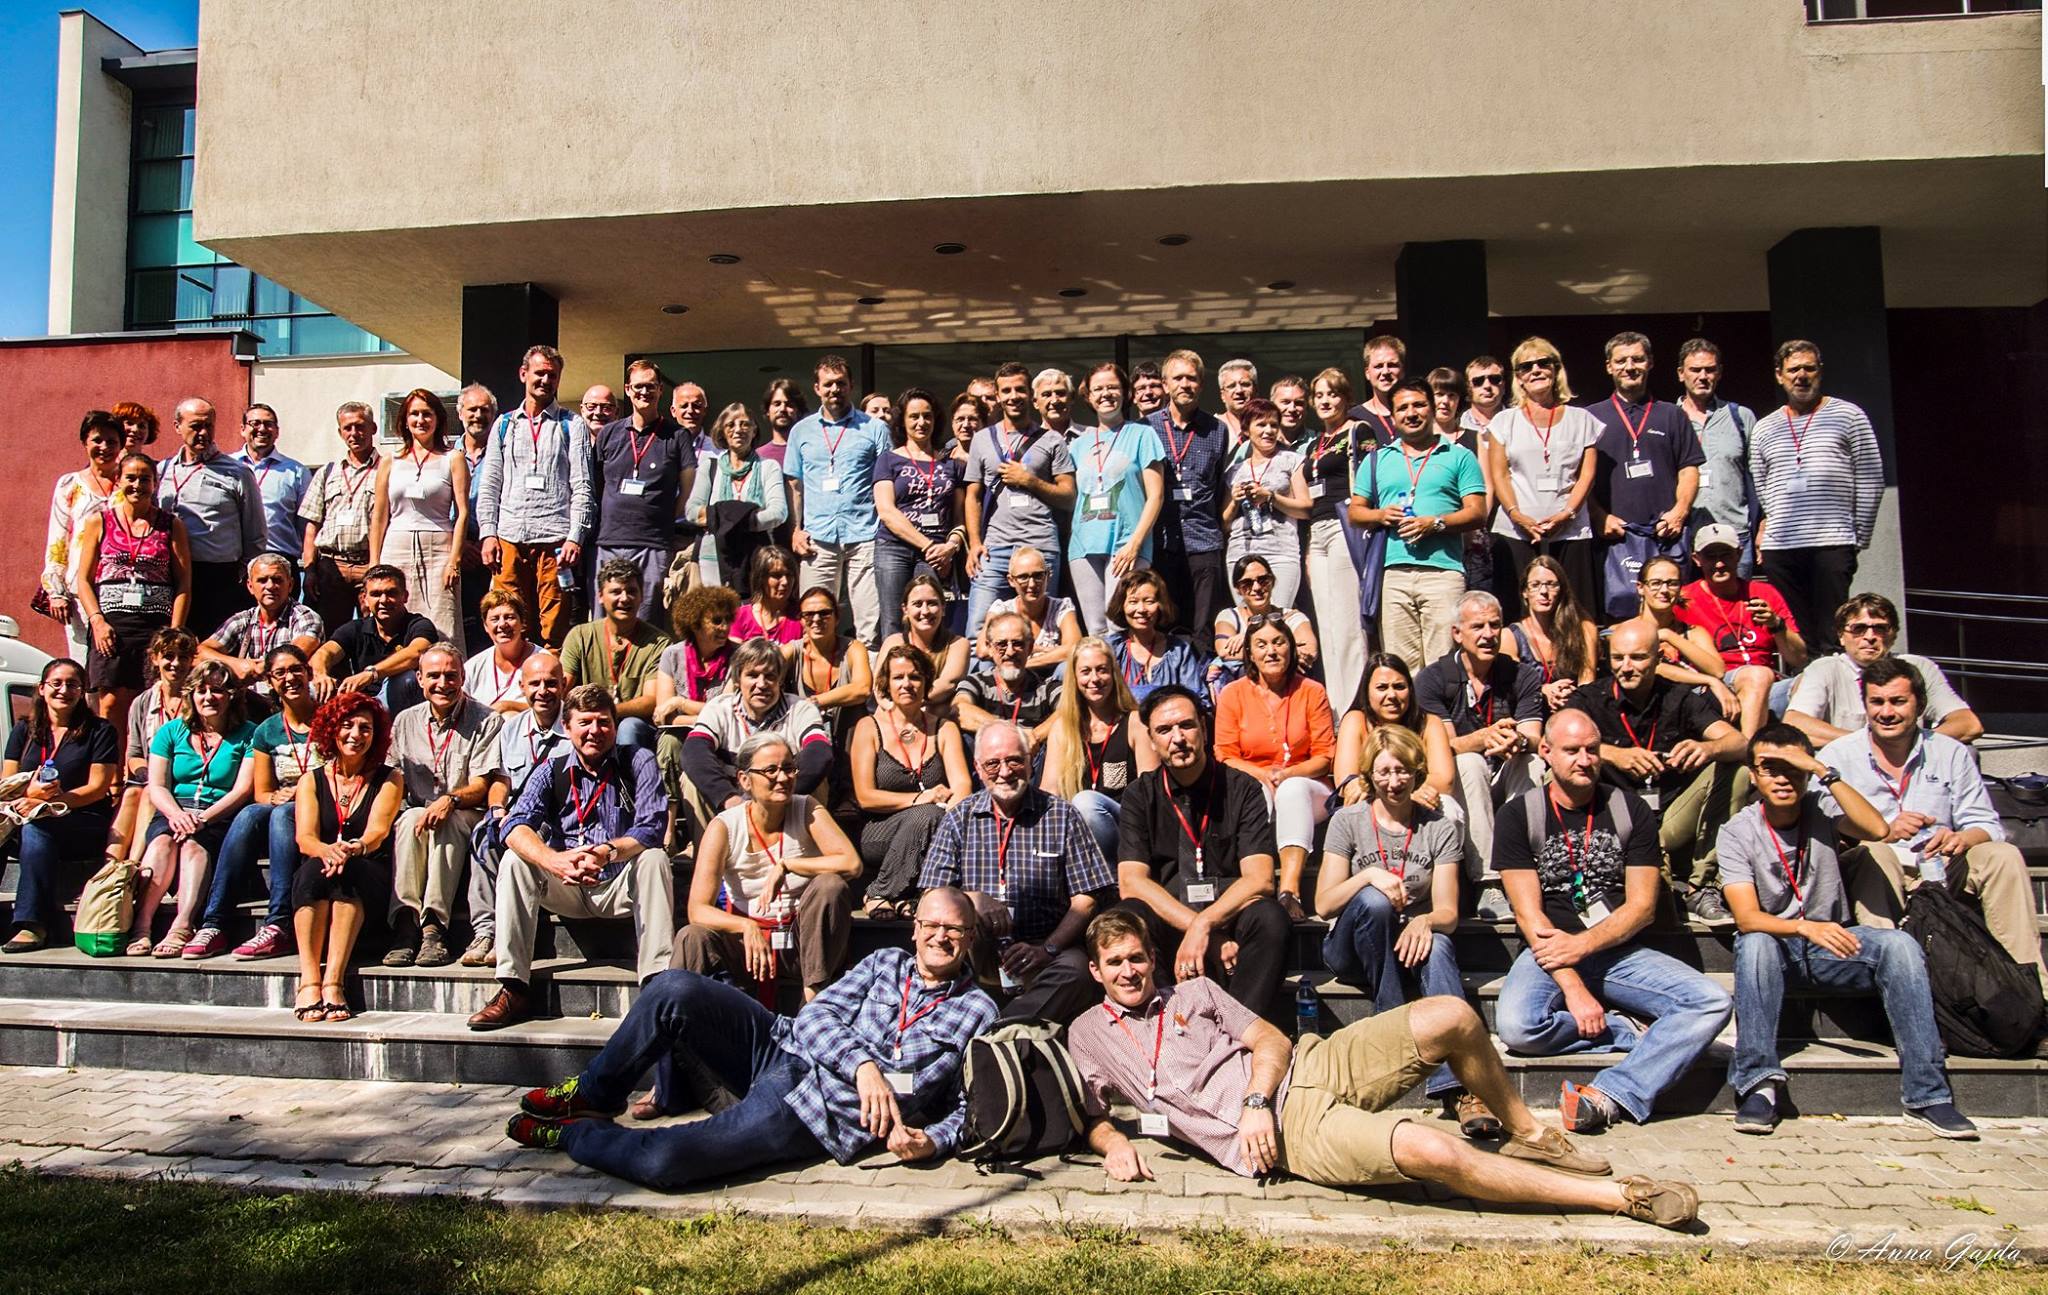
[919, 788, 1114, 944]
[777, 948, 996, 1162]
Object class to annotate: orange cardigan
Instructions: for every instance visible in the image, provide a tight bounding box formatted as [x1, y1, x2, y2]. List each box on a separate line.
[1215, 676, 1335, 771]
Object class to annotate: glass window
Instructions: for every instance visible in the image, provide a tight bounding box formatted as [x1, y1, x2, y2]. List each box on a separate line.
[134, 159, 192, 215]
[635, 348, 824, 413]
[135, 106, 194, 160]
[873, 339, 1108, 413]
[128, 270, 179, 326]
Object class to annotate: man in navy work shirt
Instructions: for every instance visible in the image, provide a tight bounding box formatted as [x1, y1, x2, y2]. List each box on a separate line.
[592, 359, 688, 625]
[1587, 332, 1703, 619]
[1147, 350, 1231, 635]
[921, 720, 1114, 1024]
[504, 887, 996, 1189]
[470, 683, 674, 1031]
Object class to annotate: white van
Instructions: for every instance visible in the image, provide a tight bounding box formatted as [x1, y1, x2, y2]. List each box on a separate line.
[0, 617, 56, 732]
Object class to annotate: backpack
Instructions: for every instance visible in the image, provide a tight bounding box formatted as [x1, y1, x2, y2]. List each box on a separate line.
[955, 1022, 1087, 1165]
[1900, 882, 2045, 1059]
[1986, 775, 2048, 865]
[1520, 785, 1634, 856]
[73, 857, 136, 957]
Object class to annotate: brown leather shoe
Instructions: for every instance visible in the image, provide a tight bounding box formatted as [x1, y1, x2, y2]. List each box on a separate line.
[1500, 1125, 1612, 1178]
[1455, 1093, 1504, 1140]
[1617, 1175, 1700, 1228]
[467, 985, 531, 1031]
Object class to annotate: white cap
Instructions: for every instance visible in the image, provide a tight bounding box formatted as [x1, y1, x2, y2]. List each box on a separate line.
[1694, 523, 1741, 554]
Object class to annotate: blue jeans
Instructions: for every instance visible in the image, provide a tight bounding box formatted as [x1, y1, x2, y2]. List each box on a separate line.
[1729, 927, 1950, 1108]
[11, 813, 112, 930]
[1071, 790, 1120, 861]
[965, 542, 1061, 645]
[206, 801, 298, 931]
[1321, 886, 1463, 1097]
[558, 970, 821, 1188]
[617, 717, 655, 756]
[1496, 943, 1732, 1123]
[874, 533, 939, 644]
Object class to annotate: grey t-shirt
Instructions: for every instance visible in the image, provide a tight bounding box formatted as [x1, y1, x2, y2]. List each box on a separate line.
[967, 425, 1074, 553]
[1715, 796, 1851, 923]
[1321, 802, 1462, 916]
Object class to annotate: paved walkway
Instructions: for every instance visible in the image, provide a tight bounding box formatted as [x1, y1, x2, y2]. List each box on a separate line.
[2, 1064, 2045, 1262]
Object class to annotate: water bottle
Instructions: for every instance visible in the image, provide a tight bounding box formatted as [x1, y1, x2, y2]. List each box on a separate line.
[1294, 975, 1319, 1039]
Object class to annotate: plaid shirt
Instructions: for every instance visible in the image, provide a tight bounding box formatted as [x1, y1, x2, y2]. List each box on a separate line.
[919, 788, 1113, 944]
[778, 948, 996, 1162]
[210, 601, 324, 657]
[298, 454, 381, 560]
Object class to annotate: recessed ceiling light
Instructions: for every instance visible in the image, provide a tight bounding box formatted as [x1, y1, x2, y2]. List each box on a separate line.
[856, 296, 885, 305]
[1266, 280, 1295, 291]
[933, 242, 967, 255]
[660, 304, 689, 315]
[1057, 287, 1087, 298]
[707, 253, 741, 265]
[1157, 234, 1190, 247]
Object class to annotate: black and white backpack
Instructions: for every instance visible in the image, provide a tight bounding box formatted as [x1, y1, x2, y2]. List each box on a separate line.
[955, 1022, 1087, 1165]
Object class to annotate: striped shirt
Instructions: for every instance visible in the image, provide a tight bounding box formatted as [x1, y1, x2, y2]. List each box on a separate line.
[779, 948, 997, 1161]
[475, 404, 596, 546]
[1748, 396, 1883, 551]
[919, 788, 1114, 944]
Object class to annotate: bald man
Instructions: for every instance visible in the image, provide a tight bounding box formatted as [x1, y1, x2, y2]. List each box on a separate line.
[1491, 709, 1732, 1136]
[159, 396, 264, 636]
[1568, 620, 1749, 927]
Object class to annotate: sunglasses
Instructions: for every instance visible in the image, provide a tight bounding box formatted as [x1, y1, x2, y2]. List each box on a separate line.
[1844, 621, 1892, 637]
[989, 639, 1029, 651]
[1514, 358, 1558, 375]
[1236, 574, 1274, 590]
[799, 608, 836, 621]
[1469, 374, 1504, 387]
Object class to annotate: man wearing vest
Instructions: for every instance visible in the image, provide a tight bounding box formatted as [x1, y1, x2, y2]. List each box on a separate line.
[471, 683, 673, 1030]
[1716, 723, 1977, 1139]
[1493, 709, 1733, 1134]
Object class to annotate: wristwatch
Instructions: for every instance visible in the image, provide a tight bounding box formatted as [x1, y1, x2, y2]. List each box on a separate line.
[1818, 770, 1842, 788]
[1429, 516, 1446, 533]
[1242, 1092, 1272, 1111]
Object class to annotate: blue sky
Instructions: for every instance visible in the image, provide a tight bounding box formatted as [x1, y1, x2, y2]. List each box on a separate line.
[0, 0, 198, 337]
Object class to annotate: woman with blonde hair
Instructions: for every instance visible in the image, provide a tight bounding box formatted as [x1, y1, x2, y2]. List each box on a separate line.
[369, 389, 469, 650]
[1041, 635, 1157, 856]
[1485, 337, 1601, 618]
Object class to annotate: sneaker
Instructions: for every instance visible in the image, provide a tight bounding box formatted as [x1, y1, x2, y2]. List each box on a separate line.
[1617, 1175, 1700, 1229]
[1561, 1080, 1616, 1135]
[1474, 884, 1514, 923]
[383, 909, 420, 967]
[1680, 884, 1733, 928]
[1904, 1102, 1980, 1141]
[1453, 1093, 1504, 1140]
[1734, 1086, 1781, 1135]
[1501, 1125, 1612, 1177]
[415, 919, 453, 967]
[233, 923, 290, 960]
[520, 1075, 622, 1120]
[459, 933, 495, 967]
[504, 1112, 575, 1151]
[181, 927, 228, 959]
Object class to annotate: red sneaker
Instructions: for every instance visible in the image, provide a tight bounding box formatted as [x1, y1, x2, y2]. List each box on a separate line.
[233, 924, 291, 960]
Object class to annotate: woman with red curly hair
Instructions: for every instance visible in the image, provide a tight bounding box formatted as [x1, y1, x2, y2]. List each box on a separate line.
[290, 691, 403, 1021]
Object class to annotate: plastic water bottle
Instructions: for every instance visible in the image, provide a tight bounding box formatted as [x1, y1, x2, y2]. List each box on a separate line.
[1294, 975, 1319, 1039]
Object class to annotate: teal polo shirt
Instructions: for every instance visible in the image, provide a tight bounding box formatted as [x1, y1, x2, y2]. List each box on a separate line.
[1354, 438, 1485, 572]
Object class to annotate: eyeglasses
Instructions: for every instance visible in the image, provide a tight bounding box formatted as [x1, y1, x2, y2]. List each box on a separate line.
[745, 762, 798, 778]
[1010, 571, 1047, 583]
[1844, 621, 1892, 637]
[243, 417, 278, 428]
[1468, 374, 1504, 387]
[978, 756, 1029, 773]
[799, 608, 836, 621]
[1514, 358, 1558, 375]
[1640, 578, 1683, 591]
[626, 383, 661, 394]
[989, 638, 1028, 651]
[913, 919, 969, 938]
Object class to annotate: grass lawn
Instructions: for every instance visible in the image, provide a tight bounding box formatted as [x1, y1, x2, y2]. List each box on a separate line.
[0, 1165, 2022, 1295]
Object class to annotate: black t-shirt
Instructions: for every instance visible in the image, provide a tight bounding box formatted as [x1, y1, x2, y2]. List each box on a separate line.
[956, 667, 1058, 732]
[1116, 762, 1276, 906]
[1301, 423, 1381, 523]
[1414, 650, 1545, 737]
[328, 613, 438, 712]
[1567, 678, 1723, 794]
[5, 714, 119, 819]
[1493, 785, 1660, 933]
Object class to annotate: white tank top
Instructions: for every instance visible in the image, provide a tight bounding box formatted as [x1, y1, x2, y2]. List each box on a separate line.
[387, 449, 457, 535]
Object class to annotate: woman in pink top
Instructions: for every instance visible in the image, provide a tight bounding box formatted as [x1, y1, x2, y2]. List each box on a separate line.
[72, 453, 192, 727]
[42, 410, 127, 661]
[732, 545, 803, 646]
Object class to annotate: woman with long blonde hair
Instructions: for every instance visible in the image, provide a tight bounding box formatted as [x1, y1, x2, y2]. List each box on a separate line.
[1041, 636, 1157, 856]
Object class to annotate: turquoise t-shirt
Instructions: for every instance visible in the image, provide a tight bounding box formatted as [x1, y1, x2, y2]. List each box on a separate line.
[149, 717, 259, 810]
[1354, 439, 1485, 573]
[1068, 422, 1166, 564]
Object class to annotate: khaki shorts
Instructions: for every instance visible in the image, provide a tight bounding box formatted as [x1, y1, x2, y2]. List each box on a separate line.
[1279, 1004, 1430, 1187]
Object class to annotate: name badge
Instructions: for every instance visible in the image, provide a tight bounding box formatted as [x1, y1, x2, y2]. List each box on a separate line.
[1582, 898, 1614, 925]
[910, 509, 941, 531]
[1697, 468, 1713, 490]
[1184, 882, 1217, 906]
[1307, 479, 1329, 500]
[1536, 475, 1561, 493]
[1171, 486, 1193, 502]
[104, 584, 144, 611]
[885, 1070, 916, 1096]
[992, 881, 1009, 903]
[618, 477, 649, 496]
[821, 476, 842, 493]
[1138, 1112, 1170, 1138]
[1625, 460, 1654, 479]
[1085, 492, 1112, 515]
[403, 480, 429, 500]
[770, 927, 793, 951]
[522, 473, 546, 491]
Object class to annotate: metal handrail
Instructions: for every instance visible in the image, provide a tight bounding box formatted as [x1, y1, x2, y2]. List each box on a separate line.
[1906, 588, 2048, 607]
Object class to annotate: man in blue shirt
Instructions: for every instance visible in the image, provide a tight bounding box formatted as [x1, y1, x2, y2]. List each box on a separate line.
[1349, 378, 1487, 676]
[504, 887, 996, 1188]
[470, 682, 672, 1030]
[1147, 350, 1230, 635]
[231, 404, 312, 563]
[1587, 332, 1703, 618]
[787, 355, 890, 643]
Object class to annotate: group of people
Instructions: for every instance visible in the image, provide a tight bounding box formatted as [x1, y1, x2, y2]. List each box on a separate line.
[6, 328, 2020, 1219]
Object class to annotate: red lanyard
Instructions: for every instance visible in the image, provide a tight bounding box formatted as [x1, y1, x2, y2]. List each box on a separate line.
[1529, 404, 1563, 466]
[164, 455, 205, 499]
[249, 456, 276, 489]
[909, 449, 942, 502]
[626, 424, 657, 476]
[1088, 429, 1117, 488]
[1370, 812, 1414, 879]
[1768, 822, 1806, 911]
[1519, 619, 1556, 682]
[1549, 790, 1595, 879]
[1084, 724, 1110, 787]
[526, 409, 548, 462]
[992, 801, 1020, 891]
[1608, 396, 1652, 458]
[897, 971, 951, 1056]
[569, 766, 609, 827]
[427, 716, 458, 776]
[282, 719, 313, 776]
[526, 723, 554, 770]
[1783, 398, 1825, 465]
[249, 611, 284, 660]
[998, 427, 1028, 464]
[1163, 418, 1196, 468]
[404, 445, 432, 478]
[1122, 636, 1159, 687]
[36, 730, 66, 769]
[745, 804, 785, 878]
[1166, 771, 1216, 878]
[1105, 1000, 1168, 1101]
[1699, 585, 1761, 660]
[1400, 441, 1438, 501]
[488, 650, 524, 704]
[894, 720, 930, 779]
[1875, 755, 1912, 808]
[340, 454, 377, 500]
[1612, 680, 1657, 754]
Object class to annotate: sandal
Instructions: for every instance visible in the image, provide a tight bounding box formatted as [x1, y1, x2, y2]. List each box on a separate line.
[125, 929, 155, 957]
[861, 897, 903, 921]
[152, 926, 194, 959]
[320, 985, 352, 1022]
[293, 982, 327, 1022]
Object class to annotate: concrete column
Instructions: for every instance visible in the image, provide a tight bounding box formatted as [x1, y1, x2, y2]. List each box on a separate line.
[1394, 241, 1489, 377]
[460, 283, 560, 412]
[1766, 227, 1904, 635]
[48, 12, 143, 334]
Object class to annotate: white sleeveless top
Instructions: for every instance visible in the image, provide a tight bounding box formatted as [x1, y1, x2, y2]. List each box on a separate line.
[387, 449, 458, 535]
[716, 795, 823, 915]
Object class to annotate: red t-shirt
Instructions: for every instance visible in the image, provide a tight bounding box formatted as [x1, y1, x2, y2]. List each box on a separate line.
[1676, 578, 1799, 672]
